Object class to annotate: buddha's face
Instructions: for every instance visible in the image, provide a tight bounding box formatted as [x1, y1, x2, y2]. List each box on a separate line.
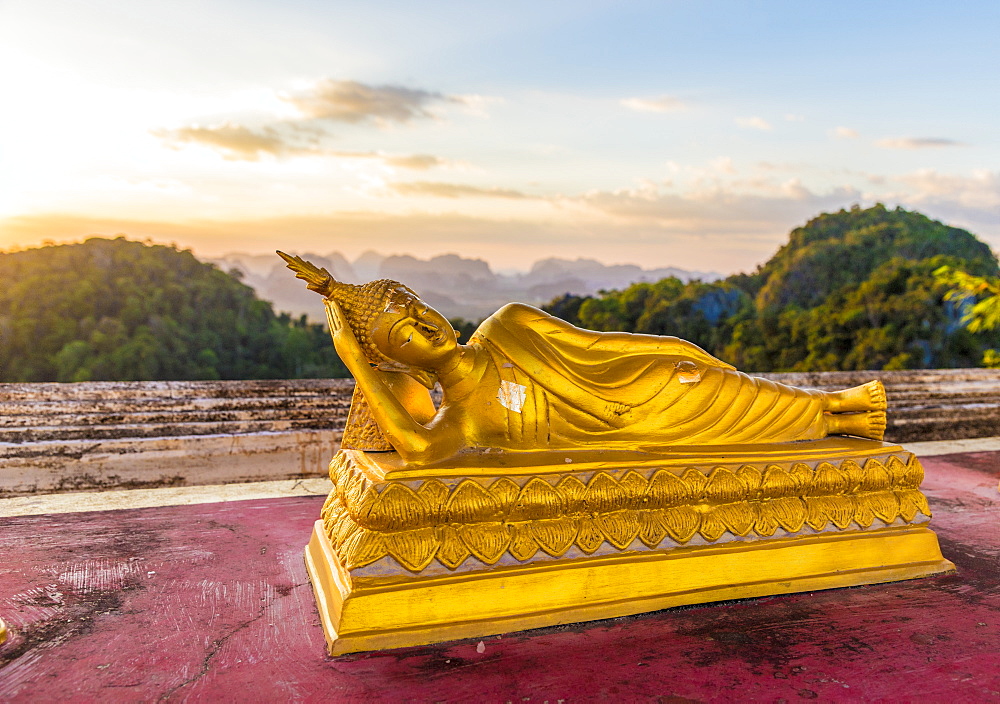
[370, 288, 458, 368]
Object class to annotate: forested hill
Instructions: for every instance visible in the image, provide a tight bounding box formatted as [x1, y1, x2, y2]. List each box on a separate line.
[546, 205, 1000, 372]
[0, 237, 346, 382]
[753, 205, 998, 309]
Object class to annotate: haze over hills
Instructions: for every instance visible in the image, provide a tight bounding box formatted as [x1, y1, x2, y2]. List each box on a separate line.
[207, 252, 722, 321]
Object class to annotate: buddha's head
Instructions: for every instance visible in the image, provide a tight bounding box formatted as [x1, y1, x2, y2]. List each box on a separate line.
[278, 251, 458, 373]
[369, 287, 458, 369]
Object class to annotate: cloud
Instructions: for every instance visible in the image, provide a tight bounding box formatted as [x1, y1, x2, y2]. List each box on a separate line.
[618, 166, 1000, 242]
[755, 161, 810, 172]
[155, 123, 320, 161]
[876, 137, 966, 150]
[383, 154, 447, 170]
[889, 169, 1000, 224]
[327, 151, 449, 170]
[390, 181, 531, 199]
[621, 95, 685, 113]
[710, 157, 737, 175]
[831, 126, 859, 139]
[896, 168, 999, 201]
[576, 181, 863, 227]
[454, 93, 503, 117]
[735, 116, 772, 131]
[156, 78, 468, 163]
[156, 123, 447, 169]
[284, 79, 458, 125]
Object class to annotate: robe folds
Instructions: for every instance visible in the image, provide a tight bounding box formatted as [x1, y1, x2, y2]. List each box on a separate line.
[471, 303, 829, 449]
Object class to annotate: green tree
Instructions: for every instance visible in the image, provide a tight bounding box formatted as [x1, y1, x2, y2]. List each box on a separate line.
[0, 237, 349, 381]
[935, 266, 1000, 368]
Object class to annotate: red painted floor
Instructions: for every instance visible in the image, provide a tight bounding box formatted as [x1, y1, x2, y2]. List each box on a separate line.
[2, 452, 999, 703]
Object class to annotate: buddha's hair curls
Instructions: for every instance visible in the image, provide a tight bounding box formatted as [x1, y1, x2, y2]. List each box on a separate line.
[277, 251, 415, 365]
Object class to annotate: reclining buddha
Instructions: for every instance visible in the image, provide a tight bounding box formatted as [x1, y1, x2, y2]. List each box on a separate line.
[279, 252, 887, 466]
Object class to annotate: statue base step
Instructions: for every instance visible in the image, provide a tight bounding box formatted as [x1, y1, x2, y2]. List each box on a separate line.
[304, 441, 954, 655]
[305, 519, 953, 656]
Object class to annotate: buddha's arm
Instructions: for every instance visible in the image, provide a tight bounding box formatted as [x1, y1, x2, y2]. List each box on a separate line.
[325, 301, 437, 460]
[503, 303, 736, 371]
[580, 331, 735, 371]
[381, 372, 437, 424]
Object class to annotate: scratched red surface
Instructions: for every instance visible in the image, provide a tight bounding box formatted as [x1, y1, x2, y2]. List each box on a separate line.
[1, 452, 999, 702]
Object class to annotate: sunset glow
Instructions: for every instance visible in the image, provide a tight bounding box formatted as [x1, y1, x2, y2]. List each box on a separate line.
[1, 0, 998, 272]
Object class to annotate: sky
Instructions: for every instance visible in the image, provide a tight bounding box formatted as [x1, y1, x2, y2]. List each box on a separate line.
[1, 0, 998, 274]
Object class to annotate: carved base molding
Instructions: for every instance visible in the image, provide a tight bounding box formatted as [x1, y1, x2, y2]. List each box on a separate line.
[305, 441, 955, 655]
[305, 521, 952, 655]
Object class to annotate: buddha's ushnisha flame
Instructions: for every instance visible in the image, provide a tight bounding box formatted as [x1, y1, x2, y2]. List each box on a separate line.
[277, 251, 414, 365]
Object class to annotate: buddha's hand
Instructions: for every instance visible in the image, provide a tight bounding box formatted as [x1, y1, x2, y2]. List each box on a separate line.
[325, 300, 367, 368]
[327, 298, 347, 333]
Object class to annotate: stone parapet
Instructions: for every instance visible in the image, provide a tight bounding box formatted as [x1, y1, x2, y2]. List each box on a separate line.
[0, 379, 353, 443]
[1, 379, 352, 496]
[2, 370, 997, 495]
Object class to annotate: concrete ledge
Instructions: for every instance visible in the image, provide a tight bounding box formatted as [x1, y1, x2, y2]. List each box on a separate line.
[2, 436, 991, 519]
[0, 430, 339, 496]
[0, 477, 331, 518]
[898, 436, 1000, 457]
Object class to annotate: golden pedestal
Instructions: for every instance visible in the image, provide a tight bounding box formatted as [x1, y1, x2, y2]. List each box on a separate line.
[304, 439, 954, 655]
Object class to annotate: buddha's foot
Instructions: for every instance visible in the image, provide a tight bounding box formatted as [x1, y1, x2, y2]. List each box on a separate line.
[864, 380, 888, 410]
[828, 380, 887, 412]
[828, 410, 886, 440]
[867, 409, 887, 440]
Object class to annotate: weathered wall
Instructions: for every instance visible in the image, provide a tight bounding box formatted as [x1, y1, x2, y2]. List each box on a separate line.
[2, 370, 998, 496]
[0, 380, 352, 496]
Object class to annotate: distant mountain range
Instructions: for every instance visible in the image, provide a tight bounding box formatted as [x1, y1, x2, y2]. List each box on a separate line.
[206, 251, 722, 321]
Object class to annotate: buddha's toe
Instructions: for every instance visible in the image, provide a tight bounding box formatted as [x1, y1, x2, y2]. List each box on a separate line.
[864, 380, 887, 411]
[866, 410, 887, 440]
[829, 380, 887, 412]
[827, 409, 886, 440]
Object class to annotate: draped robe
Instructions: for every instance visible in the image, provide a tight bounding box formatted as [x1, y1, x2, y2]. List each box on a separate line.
[470, 304, 828, 449]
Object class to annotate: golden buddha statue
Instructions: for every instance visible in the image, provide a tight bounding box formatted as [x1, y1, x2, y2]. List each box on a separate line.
[279, 251, 951, 656]
[279, 252, 886, 466]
